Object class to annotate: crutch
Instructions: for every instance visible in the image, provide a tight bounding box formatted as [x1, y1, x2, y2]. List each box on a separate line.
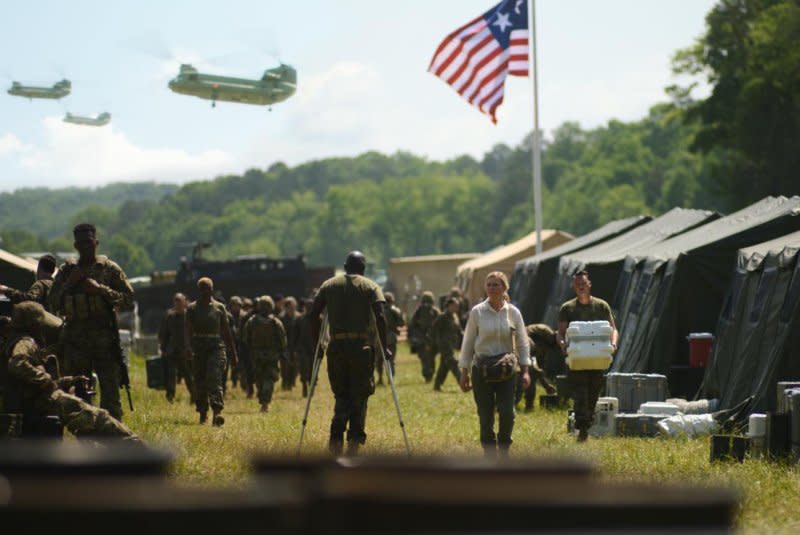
[296, 312, 328, 455]
[376, 334, 412, 456]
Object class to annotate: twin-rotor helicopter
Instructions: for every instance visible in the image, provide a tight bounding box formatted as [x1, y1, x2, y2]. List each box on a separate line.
[6, 45, 296, 126]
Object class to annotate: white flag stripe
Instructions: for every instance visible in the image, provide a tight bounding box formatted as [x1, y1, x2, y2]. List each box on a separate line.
[441, 27, 495, 82]
[450, 38, 500, 91]
[429, 19, 488, 73]
[462, 49, 509, 101]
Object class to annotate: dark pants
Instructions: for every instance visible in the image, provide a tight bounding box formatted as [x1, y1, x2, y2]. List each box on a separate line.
[298, 349, 313, 385]
[327, 339, 375, 445]
[515, 368, 555, 407]
[62, 327, 122, 421]
[568, 370, 605, 431]
[280, 352, 298, 390]
[418, 343, 436, 381]
[192, 341, 227, 416]
[471, 367, 516, 449]
[238, 344, 255, 394]
[164, 354, 194, 402]
[254, 356, 280, 405]
[434, 347, 459, 388]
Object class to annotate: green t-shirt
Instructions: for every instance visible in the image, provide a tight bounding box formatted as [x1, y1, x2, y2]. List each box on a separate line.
[319, 274, 384, 332]
[558, 296, 615, 324]
[187, 299, 229, 337]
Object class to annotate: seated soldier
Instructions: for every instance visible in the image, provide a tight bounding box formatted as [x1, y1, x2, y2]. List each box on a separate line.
[1, 302, 139, 441]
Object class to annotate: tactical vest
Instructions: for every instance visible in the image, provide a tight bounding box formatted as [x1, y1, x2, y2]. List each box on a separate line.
[249, 315, 279, 351]
[59, 263, 113, 322]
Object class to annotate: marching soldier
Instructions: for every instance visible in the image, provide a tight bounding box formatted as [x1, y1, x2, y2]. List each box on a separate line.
[408, 291, 440, 383]
[432, 297, 463, 391]
[158, 293, 195, 403]
[376, 292, 405, 385]
[242, 296, 287, 412]
[49, 224, 134, 421]
[279, 297, 301, 391]
[186, 277, 238, 426]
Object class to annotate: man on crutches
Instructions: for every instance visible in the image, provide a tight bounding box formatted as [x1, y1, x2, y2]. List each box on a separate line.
[308, 251, 389, 456]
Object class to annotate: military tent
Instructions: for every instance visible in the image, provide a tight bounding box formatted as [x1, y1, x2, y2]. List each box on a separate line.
[612, 197, 800, 383]
[700, 230, 800, 411]
[388, 253, 479, 318]
[455, 230, 574, 305]
[540, 208, 718, 327]
[510, 215, 651, 323]
[0, 248, 36, 293]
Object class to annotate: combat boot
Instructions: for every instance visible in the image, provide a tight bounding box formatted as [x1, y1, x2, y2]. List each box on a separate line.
[345, 441, 361, 457]
[302, 382, 308, 398]
[260, 402, 269, 413]
[199, 412, 208, 424]
[577, 429, 589, 442]
[212, 412, 225, 427]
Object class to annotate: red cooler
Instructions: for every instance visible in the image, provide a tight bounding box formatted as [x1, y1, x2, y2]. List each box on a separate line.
[687, 333, 714, 368]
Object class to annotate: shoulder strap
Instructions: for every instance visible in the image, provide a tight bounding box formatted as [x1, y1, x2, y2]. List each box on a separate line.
[507, 306, 517, 357]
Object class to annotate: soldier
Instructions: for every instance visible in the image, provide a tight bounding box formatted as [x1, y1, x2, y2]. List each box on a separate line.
[278, 297, 300, 391]
[296, 298, 315, 398]
[237, 297, 256, 398]
[227, 296, 246, 390]
[186, 277, 238, 426]
[432, 297, 463, 391]
[557, 270, 618, 442]
[0, 254, 58, 309]
[158, 293, 194, 403]
[49, 224, 134, 421]
[309, 251, 388, 456]
[242, 296, 287, 412]
[408, 291, 440, 383]
[1, 302, 138, 440]
[449, 286, 470, 327]
[516, 324, 558, 412]
[377, 292, 405, 385]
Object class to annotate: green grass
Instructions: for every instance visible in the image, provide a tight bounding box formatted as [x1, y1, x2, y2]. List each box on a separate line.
[125, 343, 800, 532]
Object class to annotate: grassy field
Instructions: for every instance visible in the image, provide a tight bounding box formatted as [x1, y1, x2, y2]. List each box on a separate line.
[125, 343, 800, 533]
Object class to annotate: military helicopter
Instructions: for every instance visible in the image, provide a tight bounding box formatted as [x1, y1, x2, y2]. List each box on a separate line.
[63, 112, 111, 127]
[167, 63, 296, 107]
[7, 79, 71, 100]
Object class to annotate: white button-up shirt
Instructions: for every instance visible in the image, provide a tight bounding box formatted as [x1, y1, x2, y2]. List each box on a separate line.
[459, 299, 531, 369]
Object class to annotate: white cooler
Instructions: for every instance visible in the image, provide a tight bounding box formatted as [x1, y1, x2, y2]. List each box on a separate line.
[590, 396, 619, 437]
[565, 321, 614, 371]
[639, 401, 680, 416]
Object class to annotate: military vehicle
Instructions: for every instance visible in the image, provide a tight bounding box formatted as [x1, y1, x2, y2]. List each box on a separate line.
[167, 63, 296, 107]
[7, 79, 71, 100]
[133, 243, 332, 333]
[63, 112, 111, 126]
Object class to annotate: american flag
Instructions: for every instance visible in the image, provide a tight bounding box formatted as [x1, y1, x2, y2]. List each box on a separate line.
[428, 0, 529, 123]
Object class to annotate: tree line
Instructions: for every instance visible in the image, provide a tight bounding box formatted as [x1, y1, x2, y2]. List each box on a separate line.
[0, 0, 796, 277]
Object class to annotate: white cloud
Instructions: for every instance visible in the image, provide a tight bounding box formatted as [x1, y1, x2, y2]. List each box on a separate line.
[13, 117, 233, 187]
[0, 133, 30, 158]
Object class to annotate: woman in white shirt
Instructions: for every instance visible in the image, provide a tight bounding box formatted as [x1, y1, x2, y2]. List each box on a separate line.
[459, 271, 531, 457]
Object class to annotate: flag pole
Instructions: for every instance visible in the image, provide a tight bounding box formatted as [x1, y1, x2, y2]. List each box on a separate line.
[528, 0, 543, 255]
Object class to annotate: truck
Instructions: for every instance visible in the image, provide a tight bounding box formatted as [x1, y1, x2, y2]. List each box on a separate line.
[133, 243, 333, 334]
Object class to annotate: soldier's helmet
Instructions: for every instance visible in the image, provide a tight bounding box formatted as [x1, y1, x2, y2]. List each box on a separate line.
[384, 291, 395, 304]
[421, 291, 434, 305]
[255, 295, 275, 314]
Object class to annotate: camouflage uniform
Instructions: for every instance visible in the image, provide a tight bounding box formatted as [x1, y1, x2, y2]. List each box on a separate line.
[516, 324, 559, 410]
[4, 278, 54, 309]
[317, 273, 384, 448]
[377, 294, 405, 384]
[49, 255, 133, 421]
[431, 309, 463, 390]
[243, 297, 287, 410]
[158, 307, 194, 402]
[186, 299, 230, 420]
[1, 302, 136, 439]
[296, 308, 315, 397]
[408, 292, 440, 382]
[279, 307, 300, 391]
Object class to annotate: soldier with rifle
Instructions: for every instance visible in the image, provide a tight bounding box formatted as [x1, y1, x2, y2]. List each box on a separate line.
[49, 223, 134, 421]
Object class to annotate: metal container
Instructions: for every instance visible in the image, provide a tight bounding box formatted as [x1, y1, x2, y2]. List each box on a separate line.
[606, 372, 668, 413]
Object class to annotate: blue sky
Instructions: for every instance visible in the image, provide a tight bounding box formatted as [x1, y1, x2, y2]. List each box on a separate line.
[0, 0, 716, 191]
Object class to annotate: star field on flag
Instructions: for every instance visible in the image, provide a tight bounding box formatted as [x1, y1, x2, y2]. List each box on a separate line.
[428, 0, 530, 123]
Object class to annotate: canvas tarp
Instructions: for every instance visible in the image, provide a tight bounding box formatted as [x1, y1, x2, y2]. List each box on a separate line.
[456, 230, 574, 305]
[510, 215, 651, 323]
[612, 197, 800, 385]
[700, 230, 800, 411]
[388, 253, 479, 319]
[0, 248, 36, 293]
[540, 208, 718, 327]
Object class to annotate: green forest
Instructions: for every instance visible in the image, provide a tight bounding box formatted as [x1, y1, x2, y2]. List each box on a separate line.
[1, 0, 797, 277]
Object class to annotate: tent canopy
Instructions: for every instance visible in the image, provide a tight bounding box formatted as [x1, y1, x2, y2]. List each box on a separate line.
[541, 207, 719, 326]
[612, 196, 800, 381]
[702, 229, 800, 411]
[510, 215, 651, 323]
[456, 230, 573, 305]
[0, 248, 36, 293]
